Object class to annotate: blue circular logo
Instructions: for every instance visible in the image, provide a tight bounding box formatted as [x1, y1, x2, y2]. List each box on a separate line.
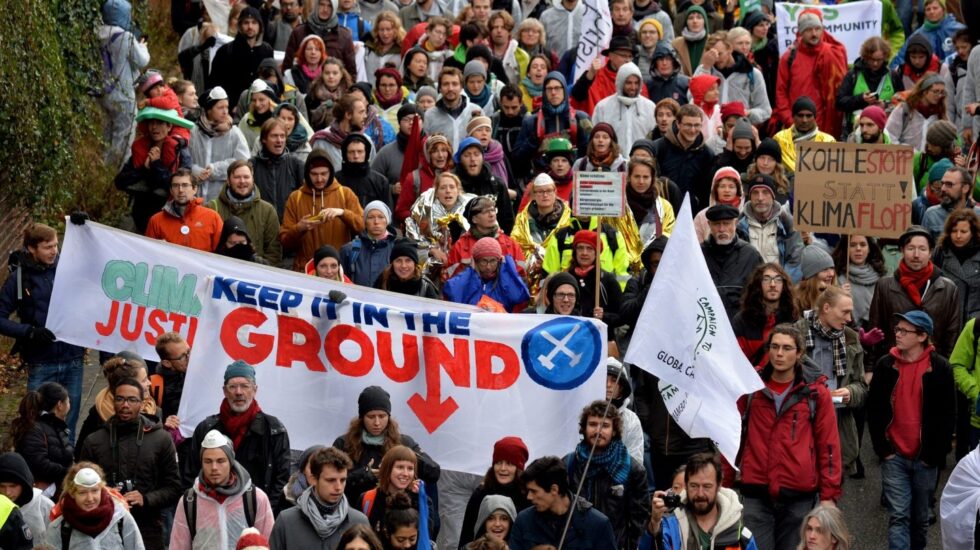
[522, 318, 603, 390]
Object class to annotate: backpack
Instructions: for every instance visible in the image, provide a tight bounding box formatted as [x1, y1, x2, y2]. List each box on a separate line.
[183, 484, 257, 540]
[90, 31, 126, 97]
[62, 517, 125, 550]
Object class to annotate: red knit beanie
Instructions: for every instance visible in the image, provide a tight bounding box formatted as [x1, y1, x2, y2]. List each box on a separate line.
[493, 436, 529, 470]
[571, 230, 598, 250]
[472, 237, 503, 260]
[236, 527, 269, 550]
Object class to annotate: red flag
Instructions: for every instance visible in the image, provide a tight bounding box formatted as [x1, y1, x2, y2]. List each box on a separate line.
[395, 115, 424, 223]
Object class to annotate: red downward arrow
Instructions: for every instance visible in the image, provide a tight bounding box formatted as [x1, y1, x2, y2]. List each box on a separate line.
[407, 353, 460, 433]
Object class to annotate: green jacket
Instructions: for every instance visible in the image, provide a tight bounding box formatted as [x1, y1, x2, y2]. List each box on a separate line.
[950, 319, 980, 428]
[794, 318, 867, 476]
[208, 185, 283, 265]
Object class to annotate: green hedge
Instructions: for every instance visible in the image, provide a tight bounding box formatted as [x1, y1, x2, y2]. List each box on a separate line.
[0, 0, 149, 225]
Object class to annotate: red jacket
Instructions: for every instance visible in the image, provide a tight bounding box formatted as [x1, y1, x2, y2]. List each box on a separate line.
[734, 366, 842, 502]
[775, 33, 847, 138]
[443, 230, 526, 281]
[145, 197, 224, 252]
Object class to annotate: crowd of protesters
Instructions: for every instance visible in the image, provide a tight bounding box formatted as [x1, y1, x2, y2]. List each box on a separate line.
[5, 0, 980, 548]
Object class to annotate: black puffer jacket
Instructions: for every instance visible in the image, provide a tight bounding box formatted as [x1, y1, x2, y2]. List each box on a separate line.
[701, 237, 763, 319]
[79, 414, 182, 547]
[651, 123, 716, 212]
[252, 148, 305, 220]
[184, 410, 292, 513]
[15, 413, 73, 488]
[565, 449, 649, 550]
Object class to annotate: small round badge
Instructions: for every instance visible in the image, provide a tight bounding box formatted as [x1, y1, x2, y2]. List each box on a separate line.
[180, 225, 190, 235]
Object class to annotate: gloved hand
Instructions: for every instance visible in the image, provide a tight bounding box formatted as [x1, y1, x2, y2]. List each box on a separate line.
[858, 327, 885, 347]
[69, 211, 89, 225]
[27, 327, 56, 346]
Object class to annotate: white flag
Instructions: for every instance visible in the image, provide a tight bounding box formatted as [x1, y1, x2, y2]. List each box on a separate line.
[573, 0, 612, 82]
[623, 195, 763, 465]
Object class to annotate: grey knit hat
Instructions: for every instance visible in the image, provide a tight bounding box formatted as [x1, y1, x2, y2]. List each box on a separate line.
[800, 245, 835, 280]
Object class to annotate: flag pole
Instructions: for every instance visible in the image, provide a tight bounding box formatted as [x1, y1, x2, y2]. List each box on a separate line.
[595, 219, 602, 314]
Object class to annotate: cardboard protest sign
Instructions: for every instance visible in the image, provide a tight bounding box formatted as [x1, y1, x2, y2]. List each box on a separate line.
[46, 222, 607, 474]
[574, 171, 627, 217]
[793, 142, 914, 238]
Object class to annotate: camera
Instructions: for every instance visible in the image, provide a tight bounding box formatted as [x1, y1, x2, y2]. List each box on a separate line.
[663, 490, 682, 510]
[117, 479, 135, 493]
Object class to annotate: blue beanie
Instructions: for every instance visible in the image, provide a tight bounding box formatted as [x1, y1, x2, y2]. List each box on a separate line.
[455, 136, 483, 164]
[928, 158, 954, 183]
[224, 360, 256, 383]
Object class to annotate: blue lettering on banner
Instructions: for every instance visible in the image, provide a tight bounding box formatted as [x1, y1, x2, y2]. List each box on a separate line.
[521, 318, 602, 390]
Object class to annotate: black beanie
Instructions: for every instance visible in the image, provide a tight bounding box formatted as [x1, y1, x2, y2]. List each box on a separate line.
[546, 272, 579, 303]
[397, 103, 419, 122]
[313, 245, 341, 267]
[755, 137, 782, 161]
[792, 96, 817, 116]
[359, 386, 392, 417]
[391, 239, 420, 264]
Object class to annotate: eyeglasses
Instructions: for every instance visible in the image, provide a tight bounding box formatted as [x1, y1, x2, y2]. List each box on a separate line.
[928, 88, 947, 97]
[225, 383, 255, 392]
[894, 327, 922, 336]
[768, 344, 797, 353]
[554, 292, 577, 301]
[545, 85, 564, 92]
[533, 189, 556, 196]
[171, 182, 194, 189]
[113, 396, 142, 405]
[762, 276, 784, 285]
[476, 257, 500, 266]
[168, 350, 191, 362]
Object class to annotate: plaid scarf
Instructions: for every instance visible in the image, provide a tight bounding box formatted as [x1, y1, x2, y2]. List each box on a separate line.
[803, 310, 847, 378]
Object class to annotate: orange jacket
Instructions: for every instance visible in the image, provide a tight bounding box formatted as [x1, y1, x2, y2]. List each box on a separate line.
[279, 180, 365, 271]
[145, 197, 224, 252]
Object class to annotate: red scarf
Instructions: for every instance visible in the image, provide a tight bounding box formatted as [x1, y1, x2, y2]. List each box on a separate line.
[897, 260, 934, 306]
[915, 99, 944, 119]
[196, 471, 238, 504]
[62, 488, 116, 537]
[924, 184, 942, 206]
[219, 399, 261, 449]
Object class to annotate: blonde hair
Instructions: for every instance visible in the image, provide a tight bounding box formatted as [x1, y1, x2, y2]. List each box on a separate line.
[796, 505, 852, 550]
[517, 19, 546, 48]
[373, 11, 407, 43]
[62, 462, 106, 499]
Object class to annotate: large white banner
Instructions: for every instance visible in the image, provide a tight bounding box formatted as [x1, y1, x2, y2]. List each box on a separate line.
[574, 0, 613, 82]
[47, 222, 607, 474]
[623, 197, 763, 465]
[775, 1, 882, 60]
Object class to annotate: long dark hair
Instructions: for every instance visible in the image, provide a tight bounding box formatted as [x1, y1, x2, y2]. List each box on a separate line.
[831, 235, 886, 276]
[383, 491, 420, 538]
[480, 464, 524, 492]
[7, 382, 68, 449]
[739, 263, 798, 326]
[938, 208, 980, 251]
[343, 415, 404, 463]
